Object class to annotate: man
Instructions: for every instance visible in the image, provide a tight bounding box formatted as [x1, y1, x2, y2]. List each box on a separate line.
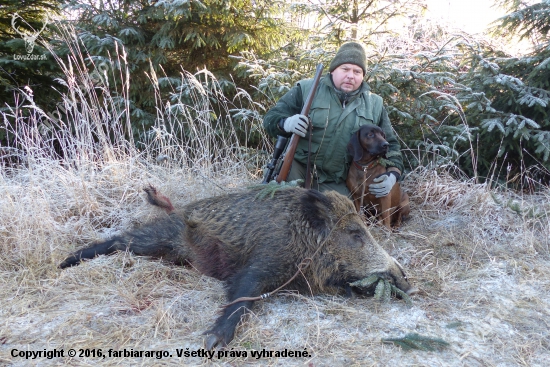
[263, 41, 404, 197]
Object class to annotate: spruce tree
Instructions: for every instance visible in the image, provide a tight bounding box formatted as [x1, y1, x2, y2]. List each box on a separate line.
[66, 0, 290, 135]
[454, 0, 550, 186]
[0, 0, 64, 116]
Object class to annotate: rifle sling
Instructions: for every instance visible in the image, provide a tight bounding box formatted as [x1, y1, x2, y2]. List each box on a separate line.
[305, 117, 313, 189]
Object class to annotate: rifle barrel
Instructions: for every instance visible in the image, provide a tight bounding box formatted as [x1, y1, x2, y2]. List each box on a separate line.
[276, 63, 324, 183]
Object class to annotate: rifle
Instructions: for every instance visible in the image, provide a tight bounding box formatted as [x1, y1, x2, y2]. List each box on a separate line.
[275, 63, 324, 184]
[261, 135, 288, 184]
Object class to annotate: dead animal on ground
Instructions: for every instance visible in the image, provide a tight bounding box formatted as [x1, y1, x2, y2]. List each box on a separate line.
[346, 125, 410, 229]
[60, 185, 416, 350]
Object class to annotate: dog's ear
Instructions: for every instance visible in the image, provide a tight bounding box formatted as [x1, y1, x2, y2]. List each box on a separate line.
[347, 132, 364, 161]
[380, 129, 386, 139]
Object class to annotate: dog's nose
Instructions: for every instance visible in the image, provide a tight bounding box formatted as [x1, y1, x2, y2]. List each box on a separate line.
[382, 142, 389, 150]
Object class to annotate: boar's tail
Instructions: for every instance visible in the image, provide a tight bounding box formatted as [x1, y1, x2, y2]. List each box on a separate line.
[143, 184, 175, 214]
[59, 215, 187, 269]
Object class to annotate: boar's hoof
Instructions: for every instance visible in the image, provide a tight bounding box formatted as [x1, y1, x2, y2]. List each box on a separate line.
[204, 334, 220, 351]
[204, 330, 230, 351]
[59, 255, 82, 269]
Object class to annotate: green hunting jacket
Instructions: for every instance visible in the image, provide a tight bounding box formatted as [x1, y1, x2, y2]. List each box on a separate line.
[263, 74, 404, 184]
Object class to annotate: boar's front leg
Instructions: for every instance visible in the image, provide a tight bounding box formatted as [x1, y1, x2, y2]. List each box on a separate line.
[204, 266, 272, 350]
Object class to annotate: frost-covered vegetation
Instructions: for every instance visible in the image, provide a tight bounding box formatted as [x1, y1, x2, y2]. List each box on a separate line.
[0, 1, 549, 366]
[0, 54, 549, 365]
[1, 0, 549, 184]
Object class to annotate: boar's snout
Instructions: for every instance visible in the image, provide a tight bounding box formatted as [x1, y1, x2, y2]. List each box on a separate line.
[349, 251, 417, 296]
[388, 257, 418, 295]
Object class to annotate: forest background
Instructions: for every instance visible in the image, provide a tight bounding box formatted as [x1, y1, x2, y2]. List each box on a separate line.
[1, 0, 549, 185]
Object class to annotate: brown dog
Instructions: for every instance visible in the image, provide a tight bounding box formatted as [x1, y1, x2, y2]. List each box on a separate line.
[346, 125, 410, 229]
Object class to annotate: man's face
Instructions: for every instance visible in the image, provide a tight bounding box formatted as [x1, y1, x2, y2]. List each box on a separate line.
[331, 63, 364, 93]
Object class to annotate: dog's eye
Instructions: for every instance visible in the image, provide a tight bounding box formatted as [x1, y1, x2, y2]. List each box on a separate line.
[368, 133, 374, 138]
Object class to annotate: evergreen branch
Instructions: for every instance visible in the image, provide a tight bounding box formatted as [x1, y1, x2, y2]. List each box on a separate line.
[249, 179, 304, 200]
[350, 276, 413, 306]
[349, 274, 379, 288]
[382, 333, 449, 351]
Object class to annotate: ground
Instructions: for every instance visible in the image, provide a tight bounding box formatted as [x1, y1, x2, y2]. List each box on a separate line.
[1, 160, 549, 366]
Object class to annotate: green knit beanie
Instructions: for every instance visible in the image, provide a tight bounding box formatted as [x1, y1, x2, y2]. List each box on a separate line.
[328, 42, 367, 75]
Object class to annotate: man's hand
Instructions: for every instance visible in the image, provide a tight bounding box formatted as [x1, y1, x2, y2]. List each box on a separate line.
[369, 172, 399, 198]
[283, 114, 309, 137]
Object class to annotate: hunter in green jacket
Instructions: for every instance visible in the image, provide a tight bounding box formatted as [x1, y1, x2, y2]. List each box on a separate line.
[263, 42, 404, 196]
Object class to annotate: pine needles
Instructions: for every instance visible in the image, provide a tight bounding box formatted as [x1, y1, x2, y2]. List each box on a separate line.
[382, 333, 449, 351]
[490, 192, 548, 219]
[250, 179, 304, 200]
[349, 275, 413, 307]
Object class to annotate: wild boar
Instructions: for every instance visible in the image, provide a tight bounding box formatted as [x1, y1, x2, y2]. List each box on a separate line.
[60, 186, 414, 349]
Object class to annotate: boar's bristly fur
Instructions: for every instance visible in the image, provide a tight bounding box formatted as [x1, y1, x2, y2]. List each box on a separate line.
[60, 186, 414, 350]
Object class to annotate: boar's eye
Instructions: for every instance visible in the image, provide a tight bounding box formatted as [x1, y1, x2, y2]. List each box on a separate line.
[350, 230, 364, 242]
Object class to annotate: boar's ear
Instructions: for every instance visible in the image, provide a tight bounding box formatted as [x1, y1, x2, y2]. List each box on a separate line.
[300, 190, 333, 233]
[347, 131, 363, 162]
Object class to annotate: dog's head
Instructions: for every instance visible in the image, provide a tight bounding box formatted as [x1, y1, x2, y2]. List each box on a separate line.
[347, 125, 389, 162]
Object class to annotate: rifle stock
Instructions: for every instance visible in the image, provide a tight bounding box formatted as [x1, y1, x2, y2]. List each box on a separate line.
[276, 63, 324, 183]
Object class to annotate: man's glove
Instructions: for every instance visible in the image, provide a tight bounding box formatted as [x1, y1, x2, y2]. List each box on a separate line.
[282, 114, 309, 137]
[369, 172, 399, 198]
